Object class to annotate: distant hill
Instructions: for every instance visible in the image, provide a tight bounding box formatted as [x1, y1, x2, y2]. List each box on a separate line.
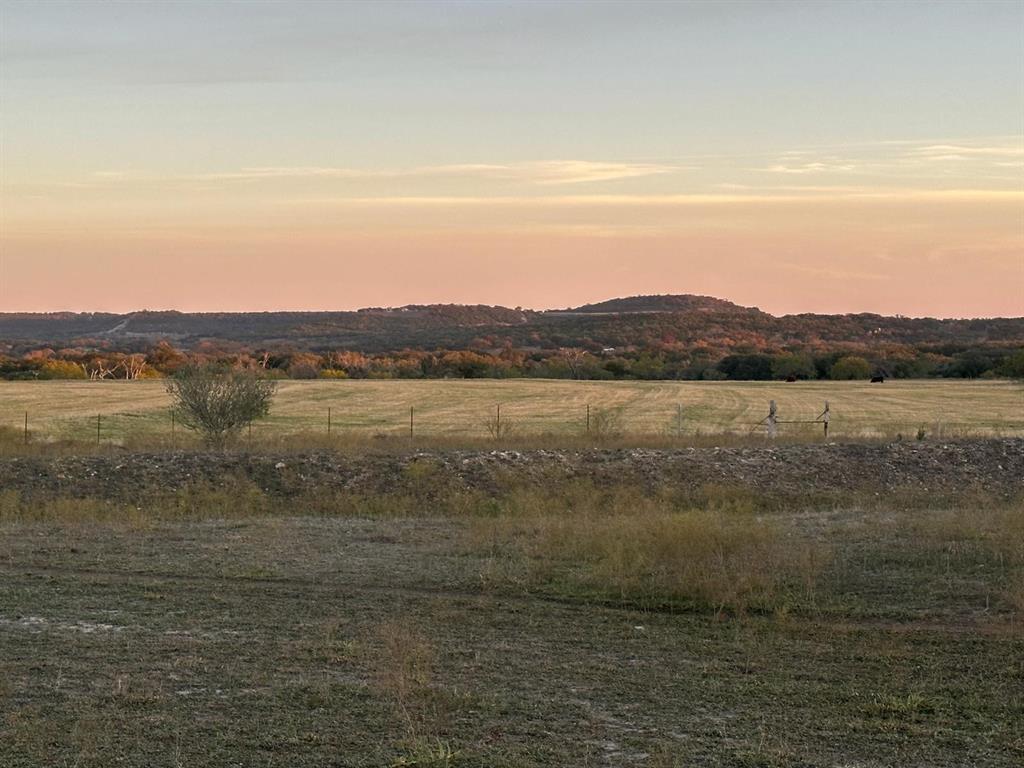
[0, 304, 534, 348]
[563, 294, 752, 314]
[0, 296, 1021, 358]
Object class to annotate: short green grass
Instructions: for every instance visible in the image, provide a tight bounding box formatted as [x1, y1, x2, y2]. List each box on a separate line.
[2, 378, 1022, 445]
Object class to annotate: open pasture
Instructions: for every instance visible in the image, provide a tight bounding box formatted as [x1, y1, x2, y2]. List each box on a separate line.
[0, 378, 1021, 446]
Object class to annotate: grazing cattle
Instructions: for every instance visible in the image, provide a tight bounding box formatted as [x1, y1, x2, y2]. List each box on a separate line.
[785, 375, 798, 382]
[870, 375, 885, 383]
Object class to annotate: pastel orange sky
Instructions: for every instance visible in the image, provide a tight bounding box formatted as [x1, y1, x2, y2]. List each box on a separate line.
[1, 1, 1022, 317]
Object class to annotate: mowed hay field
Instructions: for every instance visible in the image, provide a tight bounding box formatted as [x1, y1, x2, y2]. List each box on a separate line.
[1, 378, 1022, 444]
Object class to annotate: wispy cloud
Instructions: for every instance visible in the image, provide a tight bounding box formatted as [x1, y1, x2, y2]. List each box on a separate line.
[72, 138, 1024, 199]
[286, 189, 1023, 207]
[760, 161, 858, 174]
[502, 161, 681, 184]
[908, 143, 1024, 162]
[97, 161, 682, 186]
[750, 138, 1024, 179]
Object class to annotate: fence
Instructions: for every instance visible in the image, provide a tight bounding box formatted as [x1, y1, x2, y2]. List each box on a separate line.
[11, 399, 973, 447]
[7, 376, 1023, 446]
[750, 400, 831, 439]
[8, 402, 820, 444]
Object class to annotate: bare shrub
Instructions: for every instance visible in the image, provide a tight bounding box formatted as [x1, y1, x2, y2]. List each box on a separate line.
[166, 365, 276, 448]
[482, 408, 516, 439]
[588, 407, 623, 440]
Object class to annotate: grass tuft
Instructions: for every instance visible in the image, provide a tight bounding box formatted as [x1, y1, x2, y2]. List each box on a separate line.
[467, 483, 829, 614]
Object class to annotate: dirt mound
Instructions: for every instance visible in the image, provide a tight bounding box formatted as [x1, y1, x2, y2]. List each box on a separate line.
[1, 439, 1021, 502]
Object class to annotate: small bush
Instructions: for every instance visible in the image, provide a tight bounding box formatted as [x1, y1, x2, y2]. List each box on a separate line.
[588, 407, 624, 439]
[166, 365, 277, 448]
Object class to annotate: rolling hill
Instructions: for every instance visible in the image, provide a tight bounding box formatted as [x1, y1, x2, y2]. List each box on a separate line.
[1, 295, 1021, 359]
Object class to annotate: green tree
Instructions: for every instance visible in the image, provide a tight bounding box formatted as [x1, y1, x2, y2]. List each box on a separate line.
[717, 354, 774, 380]
[829, 356, 872, 380]
[166, 366, 277, 448]
[997, 349, 1024, 380]
[771, 353, 816, 380]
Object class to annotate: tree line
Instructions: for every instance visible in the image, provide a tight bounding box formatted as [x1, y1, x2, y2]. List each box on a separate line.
[1, 339, 1022, 382]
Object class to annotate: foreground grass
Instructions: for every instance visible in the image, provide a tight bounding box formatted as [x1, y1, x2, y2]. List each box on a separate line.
[1, 472, 1022, 765]
[1, 511, 1021, 766]
[2, 475, 1021, 619]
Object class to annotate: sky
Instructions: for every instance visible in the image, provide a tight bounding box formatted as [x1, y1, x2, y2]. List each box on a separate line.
[1, 0, 1022, 317]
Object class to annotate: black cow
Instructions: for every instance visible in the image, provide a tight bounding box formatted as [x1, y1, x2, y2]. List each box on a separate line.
[870, 375, 885, 383]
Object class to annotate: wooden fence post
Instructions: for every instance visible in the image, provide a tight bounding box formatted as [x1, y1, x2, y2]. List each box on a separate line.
[24, 411, 28, 445]
[767, 400, 777, 439]
[409, 406, 414, 438]
[822, 401, 830, 439]
[327, 407, 332, 435]
[586, 403, 590, 434]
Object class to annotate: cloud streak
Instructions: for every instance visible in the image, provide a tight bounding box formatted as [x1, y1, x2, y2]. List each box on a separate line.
[99, 161, 683, 186]
[908, 143, 1024, 161]
[761, 161, 858, 174]
[286, 189, 1023, 207]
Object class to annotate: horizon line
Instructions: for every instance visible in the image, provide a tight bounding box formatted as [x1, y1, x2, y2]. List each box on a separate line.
[2, 300, 1021, 323]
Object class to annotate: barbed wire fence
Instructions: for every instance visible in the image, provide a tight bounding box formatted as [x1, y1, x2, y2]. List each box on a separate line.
[10, 399, 1017, 446]
[749, 400, 830, 439]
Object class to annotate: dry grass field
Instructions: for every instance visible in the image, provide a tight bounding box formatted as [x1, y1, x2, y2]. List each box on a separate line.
[1, 455, 1022, 767]
[1, 378, 1021, 446]
[1, 381, 1022, 766]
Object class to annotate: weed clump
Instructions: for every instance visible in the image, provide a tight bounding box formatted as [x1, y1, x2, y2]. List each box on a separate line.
[467, 482, 829, 614]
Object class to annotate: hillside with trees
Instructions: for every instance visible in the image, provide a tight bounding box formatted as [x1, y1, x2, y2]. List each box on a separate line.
[1, 295, 1022, 381]
[558, 294, 748, 314]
